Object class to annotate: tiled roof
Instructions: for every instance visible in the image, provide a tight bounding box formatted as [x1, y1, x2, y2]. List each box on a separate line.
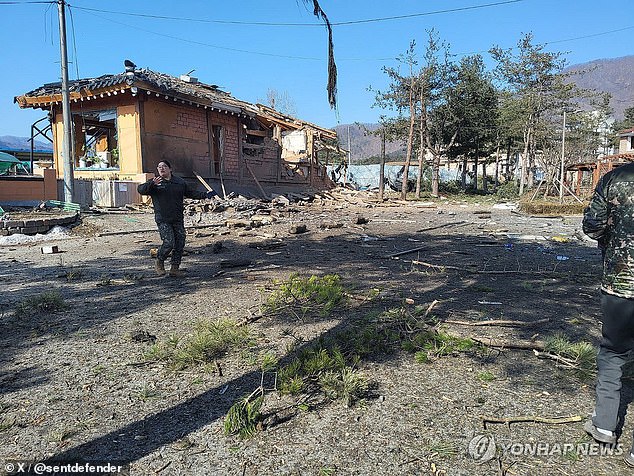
[18, 68, 254, 113]
[15, 67, 335, 137]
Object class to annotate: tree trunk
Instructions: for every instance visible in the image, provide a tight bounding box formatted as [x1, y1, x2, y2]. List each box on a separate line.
[505, 138, 512, 181]
[461, 157, 468, 190]
[401, 78, 416, 200]
[494, 141, 500, 192]
[474, 139, 479, 191]
[415, 89, 426, 197]
[431, 153, 440, 197]
[379, 128, 385, 200]
[482, 162, 488, 193]
[519, 128, 531, 195]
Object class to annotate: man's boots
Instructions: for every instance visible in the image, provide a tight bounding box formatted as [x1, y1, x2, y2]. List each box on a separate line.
[155, 259, 166, 276]
[169, 263, 184, 278]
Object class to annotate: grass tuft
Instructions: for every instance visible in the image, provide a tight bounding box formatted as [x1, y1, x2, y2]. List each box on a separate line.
[263, 273, 346, 320]
[145, 318, 253, 370]
[278, 346, 368, 406]
[545, 333, 596, 378]
[14, 291, 67, 318]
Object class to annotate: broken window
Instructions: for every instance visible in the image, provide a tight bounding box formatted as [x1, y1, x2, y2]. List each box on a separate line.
[74, 109, 118, 169]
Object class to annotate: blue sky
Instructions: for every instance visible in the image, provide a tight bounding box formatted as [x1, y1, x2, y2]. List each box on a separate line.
[0, 0, 632, 137]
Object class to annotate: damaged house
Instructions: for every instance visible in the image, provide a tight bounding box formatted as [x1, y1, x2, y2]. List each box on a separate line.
[14, 62, 340, 204]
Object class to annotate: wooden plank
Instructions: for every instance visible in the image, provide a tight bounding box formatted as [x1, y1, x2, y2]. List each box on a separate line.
[243, 160, 270, 201]
[246, 129, 268, 137]
[192, 171, 215, 193]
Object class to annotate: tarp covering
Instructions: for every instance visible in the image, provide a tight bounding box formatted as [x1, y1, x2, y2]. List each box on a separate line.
[327, 164, 458, 190]
[0, 151, 21, 164]
[0, 151, 30, 174]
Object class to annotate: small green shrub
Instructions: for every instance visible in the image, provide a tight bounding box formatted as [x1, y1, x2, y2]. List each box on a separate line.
[224, 392, 264, 438]
[277, 346, 367, 406]
[264, 274, 345, 319]
[14, 291, 67, 317]
[495, 180, 519, 199]
[544, 333, 596, 378]
[478, 371, 496, 382]
[404, 329, 478, 359]
[145, 318, 253, 370]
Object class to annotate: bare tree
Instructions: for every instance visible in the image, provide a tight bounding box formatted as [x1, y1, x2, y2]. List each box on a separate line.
[265, 88, 297, 116]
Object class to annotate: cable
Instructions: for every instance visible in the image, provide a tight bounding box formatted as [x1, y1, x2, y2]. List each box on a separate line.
[72, 7, 324, 61]
[68, 0, 527, 27]
[544, 25, 634, 46]
[333, 0, 526, 26]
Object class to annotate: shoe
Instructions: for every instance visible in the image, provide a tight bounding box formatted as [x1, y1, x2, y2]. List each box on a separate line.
[155, 259, 166, 276]
[625, 452, 634, 467]
[583, 420, 617, 445]
[168, 264, 184, 278]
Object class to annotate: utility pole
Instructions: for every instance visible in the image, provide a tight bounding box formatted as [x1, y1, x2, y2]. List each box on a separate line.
[379, 126, 385, 200]
[347, 125, 352, 183]
[58, 0, 74, 202]
[559, 110, 566, 203]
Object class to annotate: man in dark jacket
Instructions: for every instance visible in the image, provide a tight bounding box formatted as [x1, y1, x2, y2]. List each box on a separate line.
[138, 160, 215, 277]
[582, 161, 634, 467]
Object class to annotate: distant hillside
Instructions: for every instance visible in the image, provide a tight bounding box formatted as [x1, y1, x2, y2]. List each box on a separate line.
[332, 123, 405, 163]
[565, 55, 634, 120]
[0, 135, 53, 151]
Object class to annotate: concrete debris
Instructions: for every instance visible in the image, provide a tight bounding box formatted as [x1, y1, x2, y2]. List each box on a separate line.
[319, 222, 343, 229]
[0, 225, 70, 246]
[219, 258, 252, 268]
[289, 224, 308, 234]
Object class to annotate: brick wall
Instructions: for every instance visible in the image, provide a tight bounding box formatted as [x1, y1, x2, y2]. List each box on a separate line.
[208, 111, 239, 178]
[0, 169, 57, 203]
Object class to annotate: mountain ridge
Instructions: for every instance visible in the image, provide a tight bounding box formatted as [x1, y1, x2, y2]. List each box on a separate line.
[0, 135, 52, 151]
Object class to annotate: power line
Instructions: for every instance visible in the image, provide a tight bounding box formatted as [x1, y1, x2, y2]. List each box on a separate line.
[9, 1, 633, 66]
[543, 25, 634, 46]
[68, 0, 527, 27]
[72, 7, 324, 61]
[452, 25, 634, 59]
[333, 0, 526, 26]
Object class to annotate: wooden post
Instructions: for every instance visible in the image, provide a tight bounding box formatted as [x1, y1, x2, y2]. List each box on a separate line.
[379, 127, 386, 200]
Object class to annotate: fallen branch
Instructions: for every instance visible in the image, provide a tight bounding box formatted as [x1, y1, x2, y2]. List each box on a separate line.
[482, 414, 582, 428]
[476, 269, 556, 275]
[445, 318, 549, 327]
[472, 337, 545, 351]
[416, 221, 467, 233]
[424, 299, 439, 319]
[411, 260, 461, 270]
[532, 349, 579, 368]
[97, 223, 223, 237]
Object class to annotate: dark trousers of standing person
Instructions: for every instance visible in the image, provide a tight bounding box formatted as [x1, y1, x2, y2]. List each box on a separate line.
[157, 222, 186, 266]
[593, 291, 634, 449]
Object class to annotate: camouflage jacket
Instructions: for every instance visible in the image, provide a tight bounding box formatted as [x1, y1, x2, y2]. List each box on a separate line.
[583, 162, 634, 299]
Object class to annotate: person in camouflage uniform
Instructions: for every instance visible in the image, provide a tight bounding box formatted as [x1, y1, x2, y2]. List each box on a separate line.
[138, 160, 216, 277]
[583, 161, 634, 467]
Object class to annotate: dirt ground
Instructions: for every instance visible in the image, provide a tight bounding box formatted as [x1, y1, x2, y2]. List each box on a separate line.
[1, 190, 633, 476]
